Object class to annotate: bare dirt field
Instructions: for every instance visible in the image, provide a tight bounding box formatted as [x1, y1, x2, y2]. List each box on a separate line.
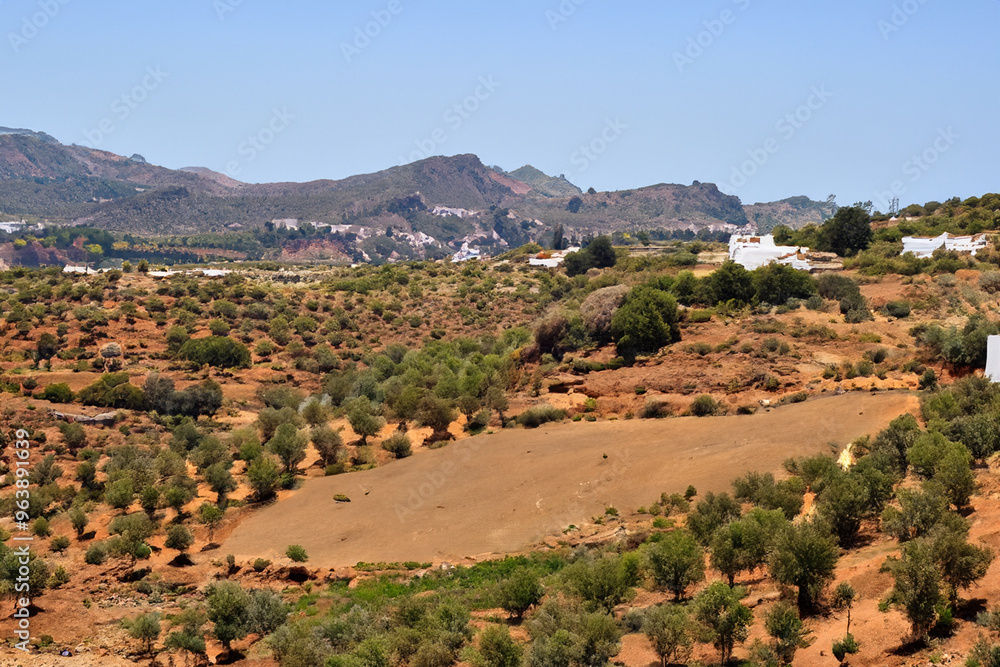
[224, 391, 919, 568]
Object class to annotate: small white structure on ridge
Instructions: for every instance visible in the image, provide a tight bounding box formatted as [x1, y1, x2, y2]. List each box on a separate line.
[728, 235, 812, 271]
[901, 233, 990, 259]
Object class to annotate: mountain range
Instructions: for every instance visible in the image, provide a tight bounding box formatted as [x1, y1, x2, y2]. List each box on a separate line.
[0, 127, 836, 259]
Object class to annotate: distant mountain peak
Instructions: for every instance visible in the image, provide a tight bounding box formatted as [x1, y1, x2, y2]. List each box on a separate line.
[0, 126, 59, 144]
[501, 165, 582, 198]
[180, 166, 245, 188]
[744, 196, 837, 232]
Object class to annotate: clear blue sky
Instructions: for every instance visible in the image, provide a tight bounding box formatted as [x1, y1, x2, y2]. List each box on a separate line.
[2, 0, 997, 209]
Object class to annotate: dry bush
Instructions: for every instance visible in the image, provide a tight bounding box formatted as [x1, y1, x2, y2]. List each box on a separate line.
[533, 310, 570, 356]
[980, 271, 1000, 294]
[580, 285, 629, 341]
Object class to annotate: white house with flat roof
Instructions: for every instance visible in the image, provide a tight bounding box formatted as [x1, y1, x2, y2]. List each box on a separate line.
[728, 235, 813, 271]
[901, 233, 990, 259]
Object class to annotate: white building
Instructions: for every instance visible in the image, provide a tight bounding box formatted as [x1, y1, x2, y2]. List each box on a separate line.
[986, 335, 1000, 383]
[63, 265, 102, 275]
[432, 206, 477, 219]
[451, 242, 481, 263]
[728, 235, 812, 271]
[0, 221, 43, 234]
[901, 233, 990, 259]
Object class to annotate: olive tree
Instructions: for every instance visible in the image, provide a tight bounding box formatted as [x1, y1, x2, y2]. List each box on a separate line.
[646, 530, 705, 601]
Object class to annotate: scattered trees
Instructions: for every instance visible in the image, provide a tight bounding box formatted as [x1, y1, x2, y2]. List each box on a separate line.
[347, 397, 385, 446]
[78, 373, 147, 410]
[710, 510, 781, 586]
[646, 530, 705, 601]
[266, 423, 308, 474]
[644, 604, 694, 667]
[831, 582, 856, 636]
[768, 522, 838, 613]
[165, 525, 194, 559]
[882, 539, 942, 640]
[564, 553, 639, 613]
[564, 236, 617, 276]
[206, 581, 251, 651]
[693, 581, 753, 666]
[69, 508, 89, 538]
[125, 613, 161, 654]
[477, 626, 522, 667]
[144, 373, 223, 418]
[247, 456, 281, 502]
[498, 570, 544, 620]
[311, 425, 344, 466]
[763, 602, 812, 665]
[199, 502, 225, 542]
[818, 205, 873, 257]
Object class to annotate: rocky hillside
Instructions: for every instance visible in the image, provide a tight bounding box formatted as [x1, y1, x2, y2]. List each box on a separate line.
[0, 129, 828, 250]
[744, 195, 838, 232]
[501, 165, 583, 198]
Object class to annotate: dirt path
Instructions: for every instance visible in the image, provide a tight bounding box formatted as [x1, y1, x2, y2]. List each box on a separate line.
[223, 392, 919, 568]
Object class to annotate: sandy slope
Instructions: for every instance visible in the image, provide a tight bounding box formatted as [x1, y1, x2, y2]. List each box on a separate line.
[223, 392, 918, 567]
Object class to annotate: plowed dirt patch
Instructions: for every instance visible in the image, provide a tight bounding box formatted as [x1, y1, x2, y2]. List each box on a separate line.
[223, 392, 918, 567]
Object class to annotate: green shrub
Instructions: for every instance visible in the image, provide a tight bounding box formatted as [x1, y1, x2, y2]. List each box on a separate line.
[285, 545, 308, 562]
[611, 286, 681, 361]
[690, 395, 719, 417]
[40, 383, 74, 403]
[467, 409, 491, 433]
[208, 319, 230, 336]
[498, 570, 544, 620]
[178, 336, 251, 369]
[85, 542, 108, 565]
[77, 373, 147, 410]
[885, 300, 912, 318]
[805, 295, 825, 311]
[817, 274, 860, 301]
[845, 307, 874, 324]
[564, 236, 618, 276]
[382, 432, 413, 459]
[686, 342, 713, 356]
[920, 369, 938, 390]
[832, 633, 859, 662]
[918, 315, 999, 368]
[753, 263, 817, 304]
[32, 517, 51, 537]
[641, 399, 672, 419]
[516, 405, 566, 429]
[783, 392, 808, 405]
